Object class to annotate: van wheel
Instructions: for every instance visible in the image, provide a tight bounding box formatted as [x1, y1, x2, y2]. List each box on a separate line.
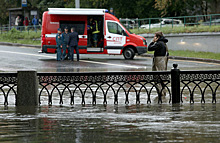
[123, 47, 135, 60]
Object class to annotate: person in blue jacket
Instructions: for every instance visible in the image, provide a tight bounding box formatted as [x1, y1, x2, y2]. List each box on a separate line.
[32, 16, 38, 32]
[56, 28, 63, 61]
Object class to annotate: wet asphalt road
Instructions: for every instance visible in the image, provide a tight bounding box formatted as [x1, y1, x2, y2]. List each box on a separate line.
[0, 45, 220, 72]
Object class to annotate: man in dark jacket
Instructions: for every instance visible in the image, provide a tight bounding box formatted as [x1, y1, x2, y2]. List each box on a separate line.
[68, 27, 79, 61]
[62, 27, 70, 60]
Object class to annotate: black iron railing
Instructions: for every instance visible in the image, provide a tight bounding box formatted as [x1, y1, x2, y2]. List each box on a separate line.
[180, 70, 220, 103]
[0, 65, 220, 105]
[38, 71, 171, 105]
[0, 73, 17, 105]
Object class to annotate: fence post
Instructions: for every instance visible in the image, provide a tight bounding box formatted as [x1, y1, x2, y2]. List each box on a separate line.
[171, 64, 180, 104]
[16, 70, 39, 106]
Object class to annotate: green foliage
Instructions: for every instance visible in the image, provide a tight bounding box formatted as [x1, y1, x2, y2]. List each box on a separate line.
[0, 0, 17, 25]
[5, 0, 219, 22]
[154, 0, 220, 17]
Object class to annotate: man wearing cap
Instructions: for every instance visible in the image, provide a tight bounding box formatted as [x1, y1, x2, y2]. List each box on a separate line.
[62, 27, 70, 60]
[56, 28, 63, 61]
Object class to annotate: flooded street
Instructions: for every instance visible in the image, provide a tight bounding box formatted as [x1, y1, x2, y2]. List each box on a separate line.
[0, 103, 220, 142]
[0, 45, 220, 142]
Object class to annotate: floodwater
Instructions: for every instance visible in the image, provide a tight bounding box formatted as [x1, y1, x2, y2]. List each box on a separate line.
[0, 95, 220, 142]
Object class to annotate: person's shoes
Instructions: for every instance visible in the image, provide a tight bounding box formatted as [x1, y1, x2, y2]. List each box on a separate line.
[65, 56, 69, 60]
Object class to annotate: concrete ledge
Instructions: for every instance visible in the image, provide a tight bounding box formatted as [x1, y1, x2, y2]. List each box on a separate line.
[138, 53, 220, 64]
[0, 42, 41, 48]
[139, 32, 220, 38]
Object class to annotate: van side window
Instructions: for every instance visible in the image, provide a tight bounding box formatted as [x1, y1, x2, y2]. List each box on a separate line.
[60, 21, 85, 35]
[107, 22, 123, 35]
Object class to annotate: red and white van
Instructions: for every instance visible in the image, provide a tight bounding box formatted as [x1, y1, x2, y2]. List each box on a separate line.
[41, 8, 147, 59]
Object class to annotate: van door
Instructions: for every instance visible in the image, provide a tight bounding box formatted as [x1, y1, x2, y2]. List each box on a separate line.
[106, 20, 126, 54]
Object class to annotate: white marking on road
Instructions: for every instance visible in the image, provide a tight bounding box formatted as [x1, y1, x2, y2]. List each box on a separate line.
[80, 60, 141, 69]
[0, 50, 143, 69]
[0, 50, 55, 58]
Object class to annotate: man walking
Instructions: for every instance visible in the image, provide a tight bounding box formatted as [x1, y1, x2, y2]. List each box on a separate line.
[62, 27, 70, 60]
[68, 27, 79, 61]
[56, 28, 63, 61]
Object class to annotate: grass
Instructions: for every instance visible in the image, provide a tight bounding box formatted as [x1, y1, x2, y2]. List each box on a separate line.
[131, 25, 220, 34]
[147, 50, 220, 60]
[0, 28, 41, 45]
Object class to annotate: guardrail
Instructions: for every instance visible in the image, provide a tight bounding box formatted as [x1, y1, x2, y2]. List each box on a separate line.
[0, 64, 219, 106]
[120, 14, 220, 30]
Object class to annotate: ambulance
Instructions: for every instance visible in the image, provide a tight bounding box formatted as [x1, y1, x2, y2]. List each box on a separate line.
[41, 8, 147, 59]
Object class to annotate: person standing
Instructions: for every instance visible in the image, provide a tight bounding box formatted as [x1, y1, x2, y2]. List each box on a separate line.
[148, 31, 168, 71]
[56, 28, 63, 61]
[62, 27, 70, 60]
[109, 8, 115, 16]
[68, 27, 79, 61]
[148, 31, 169, 96]
[32, 16, 38, 32]
[17, 16, 23, 30]
[88, 17, 100, 47]
[15, 15, 19, 30]
[23, 17, 29, 30]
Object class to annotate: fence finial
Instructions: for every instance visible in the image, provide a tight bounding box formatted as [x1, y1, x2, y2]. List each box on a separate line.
[173, 64, 178, 69]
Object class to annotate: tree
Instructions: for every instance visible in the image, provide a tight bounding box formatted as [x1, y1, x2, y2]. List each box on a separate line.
[135, 0, 161, 18]
[0, 0, 17, 25]
[154, 0, 187, 17]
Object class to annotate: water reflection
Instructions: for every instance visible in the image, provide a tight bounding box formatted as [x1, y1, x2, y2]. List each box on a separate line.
[0, 103, 220, 142]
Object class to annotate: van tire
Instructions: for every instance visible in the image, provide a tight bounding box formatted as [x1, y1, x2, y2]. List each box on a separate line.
[123, 47, 135, 60]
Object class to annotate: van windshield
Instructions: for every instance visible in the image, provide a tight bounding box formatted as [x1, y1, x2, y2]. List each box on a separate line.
[120, 23, 133, 34]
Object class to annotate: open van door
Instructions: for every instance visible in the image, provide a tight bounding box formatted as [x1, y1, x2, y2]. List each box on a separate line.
[105, 20, 126, 54]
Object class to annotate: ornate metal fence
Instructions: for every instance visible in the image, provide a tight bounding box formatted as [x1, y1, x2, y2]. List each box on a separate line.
[0, 65, 220, 105]
[180, 70, 220, 103]
[0, 73, 17, 105]
[38, 72, 171, 105]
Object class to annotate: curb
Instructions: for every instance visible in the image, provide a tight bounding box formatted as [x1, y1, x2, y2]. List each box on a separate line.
[0, 42, 41, 48]
[138, 53, 220, 64]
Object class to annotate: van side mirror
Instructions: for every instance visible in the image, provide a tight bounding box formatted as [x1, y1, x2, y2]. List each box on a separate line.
[122, 30, 127, 36]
